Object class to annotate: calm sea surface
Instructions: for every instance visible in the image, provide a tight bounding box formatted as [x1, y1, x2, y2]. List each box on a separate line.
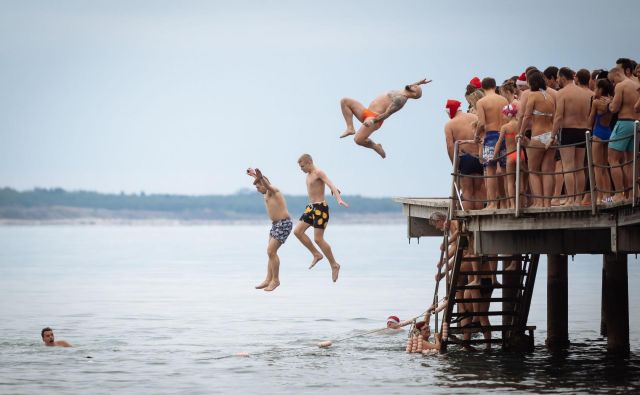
[1, 224, 639, 394]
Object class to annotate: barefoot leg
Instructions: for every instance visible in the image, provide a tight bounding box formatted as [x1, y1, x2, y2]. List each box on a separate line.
[313, 227, 341, 282]
[294, 221, 324, 266]
[339, 98, 366, 138]
[262, 237, 282, 291]
[354, 123, 385, 158]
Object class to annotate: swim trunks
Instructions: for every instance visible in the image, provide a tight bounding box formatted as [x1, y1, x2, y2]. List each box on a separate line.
[299, 202, 330, 229]
[531, 131, 554, 146]
[482, 131, 506, 168]
[608, 119, 636, 152]
[507, 150, 526, 163]
[362, 109, 383, 126]
[458, 153, 483, 175]
[270, 218, 293, 244]
[560, 128, 587, 147]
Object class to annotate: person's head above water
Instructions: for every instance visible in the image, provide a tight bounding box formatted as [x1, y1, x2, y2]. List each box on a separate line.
[41, 327, 55, 346]
[445, 99, 462, 119]
[415, 321, 430, 337]
[386, 315, 401, 329]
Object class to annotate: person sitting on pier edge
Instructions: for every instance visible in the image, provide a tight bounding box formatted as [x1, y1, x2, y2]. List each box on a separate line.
[607, 67, 640, 203]
[444, 99, 485, 210]
[386, 315, 403, 330]
[474, 77, 509, 210]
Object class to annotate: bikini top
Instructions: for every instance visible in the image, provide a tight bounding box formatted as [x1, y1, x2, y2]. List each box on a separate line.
[532, 90, 553, 117]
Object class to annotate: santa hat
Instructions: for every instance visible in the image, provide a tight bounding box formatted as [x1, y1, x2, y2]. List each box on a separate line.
[415, 321, 428, 330]
[445, 99, 462, 119]
[516, 72, 528, 87]
[387, 315, 400, 324]
[469, 76, 482, 89]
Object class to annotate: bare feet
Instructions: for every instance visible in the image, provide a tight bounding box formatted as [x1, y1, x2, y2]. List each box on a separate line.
[467, 279, 480, 286]
[264, 281, 280, 292]
[339, 127, 356, 138]
[309, 253, 324, 269]
[331, 263, 340, 282]
[550, 198, 562, 206]
[255, 280, 270, 289]
[483, 203, 498, 210]
[373, 143, 386, 159]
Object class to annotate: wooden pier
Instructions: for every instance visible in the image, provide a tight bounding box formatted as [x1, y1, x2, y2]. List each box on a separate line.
[395, 197, 640, 354]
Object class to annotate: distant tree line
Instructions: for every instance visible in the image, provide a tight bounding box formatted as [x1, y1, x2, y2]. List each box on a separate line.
[0, 188, 400, 218]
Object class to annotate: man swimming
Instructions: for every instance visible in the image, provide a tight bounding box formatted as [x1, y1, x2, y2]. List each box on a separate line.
[294, 154, 348, 282]
[247, 167, 292, 292]
[339, 78, 432, 158]
[41, 327, 72, 347]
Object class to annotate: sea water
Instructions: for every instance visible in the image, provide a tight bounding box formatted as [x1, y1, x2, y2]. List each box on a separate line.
[0, 225, 639, 394]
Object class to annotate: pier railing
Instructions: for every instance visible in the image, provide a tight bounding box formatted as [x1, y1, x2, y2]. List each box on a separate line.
[450, 120, 640, 217]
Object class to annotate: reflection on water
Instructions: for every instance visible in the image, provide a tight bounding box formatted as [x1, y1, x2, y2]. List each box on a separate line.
[0, 225, 639, 394]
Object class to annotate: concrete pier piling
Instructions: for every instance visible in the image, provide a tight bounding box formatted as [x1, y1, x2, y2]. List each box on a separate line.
[546, 254, 569, 351]
[603, 253, 629, 354]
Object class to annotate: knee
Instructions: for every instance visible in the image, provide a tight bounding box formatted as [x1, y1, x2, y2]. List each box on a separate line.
[313, 235, 325, 245]
[267, 249, 277, 258]
[354, 135, 365, 146]
[340, 97, 349, 106]
[293, 228, 304, 239]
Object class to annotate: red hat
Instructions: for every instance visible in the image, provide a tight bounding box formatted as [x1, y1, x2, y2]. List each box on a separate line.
[445, 99, 462, 119]
[387, 315, 400, 324]
[502, 103, 518, 118]
[516, 72, 528, 87]
[469, 76, 482, 89]
[415, 321, 428, 330]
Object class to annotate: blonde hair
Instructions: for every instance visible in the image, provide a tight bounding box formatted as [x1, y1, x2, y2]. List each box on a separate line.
[298, 153, 313, 163]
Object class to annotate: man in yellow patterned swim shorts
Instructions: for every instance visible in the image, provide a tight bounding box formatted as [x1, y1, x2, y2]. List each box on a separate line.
[294, 154, 348, 282]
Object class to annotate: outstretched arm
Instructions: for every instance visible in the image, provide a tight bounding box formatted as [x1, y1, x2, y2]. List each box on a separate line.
[318, 171, 348, 207]
[254, 168, 279, 194]
[408, 78, 432, 86]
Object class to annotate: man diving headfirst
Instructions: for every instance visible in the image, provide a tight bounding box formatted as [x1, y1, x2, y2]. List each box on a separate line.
[339, 78, 432, 158]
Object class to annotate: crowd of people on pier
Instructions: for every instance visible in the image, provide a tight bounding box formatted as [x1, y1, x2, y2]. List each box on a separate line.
[444, 58, 640, 210]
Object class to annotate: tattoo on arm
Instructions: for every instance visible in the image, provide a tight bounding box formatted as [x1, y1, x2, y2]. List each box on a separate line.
[376, 95, 406, 122]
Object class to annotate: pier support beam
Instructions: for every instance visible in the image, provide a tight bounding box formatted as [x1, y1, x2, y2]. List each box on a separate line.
[546, 254, 569, 350]
[600, 260, 607, 337]
[603, 253, 629, 354]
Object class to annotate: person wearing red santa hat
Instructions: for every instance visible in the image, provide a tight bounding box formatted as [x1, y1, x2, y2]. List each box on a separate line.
[386, 315, 403, 330]
[339, 78, 432, 158]
[444, 99, 485, 210]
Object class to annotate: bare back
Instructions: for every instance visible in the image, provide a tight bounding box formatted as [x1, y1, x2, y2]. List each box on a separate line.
[529, 91, 555, 134]
[558, 84, 593, 128]
[477, 92, 509, 132]
[616, 79, 640, 120]
[368, 90, 408, 113]
[265, 190, 290, 222]
[445, 112, 479, 159]
[306, 169, 326, 203]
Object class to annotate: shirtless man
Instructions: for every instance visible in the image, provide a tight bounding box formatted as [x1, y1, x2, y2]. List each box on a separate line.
[247, 168, 292, 292]
[552, 67, 593, 206]
[474, 77, 509, 210]
[607, 67, 640, 202]
[444, 99, 485, 210]
[294, 154, 348, 282]
[339, 78, 431, 158]
[41, 327, 72, 347]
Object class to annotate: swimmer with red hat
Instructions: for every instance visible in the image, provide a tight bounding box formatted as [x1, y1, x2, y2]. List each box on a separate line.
[386, 315, 402, 330]
[339, 78, 432, 158]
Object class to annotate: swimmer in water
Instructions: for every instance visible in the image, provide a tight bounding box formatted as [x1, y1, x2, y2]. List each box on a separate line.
[41, 327, 72, 347]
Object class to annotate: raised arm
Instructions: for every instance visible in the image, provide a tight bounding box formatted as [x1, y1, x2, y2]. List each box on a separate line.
[318, 171, 348, 208]
[254, 168, 279, 194]
[408, 78, 432, 86]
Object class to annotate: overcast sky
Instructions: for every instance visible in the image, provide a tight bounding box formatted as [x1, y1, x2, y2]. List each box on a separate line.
[1, 0, 638, 197]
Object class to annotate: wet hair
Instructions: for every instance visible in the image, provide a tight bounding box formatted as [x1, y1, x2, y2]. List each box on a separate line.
[576, 69, 590, 86]
[465, 84, 478, 96]
[481, 77, 496, 90]
[41, 327, 52, 338]
[528, 71, 547, 91]
[558, 67, 575, 80]
[596, 79, 614, 97]
[616, 58, 633, 73]
[543, 66, 559, 81]
[429, 212, 447, 225]
[298, 153, 313, 163]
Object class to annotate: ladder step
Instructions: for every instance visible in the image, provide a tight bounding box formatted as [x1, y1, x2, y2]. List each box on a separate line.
[454, 297, 520, 304]
[459, 270, 527, 276]
[451, 311, 518, 317]
[461, 255, 529, 262]
[448, 325, 517, 334]
[446, 338, 504, 345]
[455, 284, 524, 290]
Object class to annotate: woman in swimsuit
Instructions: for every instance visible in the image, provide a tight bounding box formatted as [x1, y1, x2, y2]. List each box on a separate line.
[496, 102, 522, 209]
[588, 78, 615, 204]
[519, 71, 557, 208]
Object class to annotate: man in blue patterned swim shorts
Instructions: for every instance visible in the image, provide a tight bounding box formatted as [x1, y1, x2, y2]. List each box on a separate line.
[247, 168, 292, 292]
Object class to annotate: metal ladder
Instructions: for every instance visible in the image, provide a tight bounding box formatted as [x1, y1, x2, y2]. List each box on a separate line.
[439, 234, 539, 352]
